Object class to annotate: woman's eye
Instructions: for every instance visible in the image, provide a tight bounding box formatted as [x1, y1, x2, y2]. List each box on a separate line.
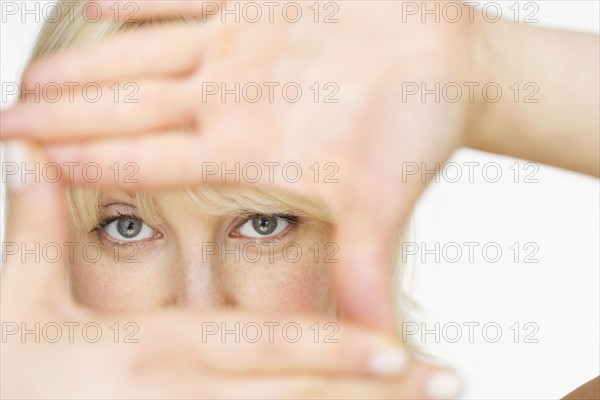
[102, 217, 155, 242]
[238, 215, 291, 238]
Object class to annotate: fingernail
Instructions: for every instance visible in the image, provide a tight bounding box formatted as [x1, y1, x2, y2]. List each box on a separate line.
[425, 370, 462, 399]
[368, 346, 409, 376]
[3, 141, 29, 193]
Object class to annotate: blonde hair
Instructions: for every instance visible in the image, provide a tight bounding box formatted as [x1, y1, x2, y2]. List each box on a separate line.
[27, 0, 421, 354]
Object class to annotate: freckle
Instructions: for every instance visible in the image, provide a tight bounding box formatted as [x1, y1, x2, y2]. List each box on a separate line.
[224, 294, 238, 307]
[278, 267, 329, 310]
[162, 296, 178, 308]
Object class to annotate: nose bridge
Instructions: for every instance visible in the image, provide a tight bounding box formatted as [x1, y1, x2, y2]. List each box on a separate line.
[152, 196, 237, 310]
[173, 240, 229, 310]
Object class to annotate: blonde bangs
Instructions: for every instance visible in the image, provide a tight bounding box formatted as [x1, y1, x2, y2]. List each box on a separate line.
[68, 185, 332, 235]
[67, 186, 100, 235]
[180, 187, 332, 222]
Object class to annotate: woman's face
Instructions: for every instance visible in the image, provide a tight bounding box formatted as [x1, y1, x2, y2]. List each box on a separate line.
[70, 189, 337, 316]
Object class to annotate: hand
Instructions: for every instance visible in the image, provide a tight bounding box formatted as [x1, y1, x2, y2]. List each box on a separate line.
[1, 1, 481, 329]
[0, 142, 461, 399]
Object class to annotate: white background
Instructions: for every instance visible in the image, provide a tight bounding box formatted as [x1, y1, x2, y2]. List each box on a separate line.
[1, 1, 599, 399]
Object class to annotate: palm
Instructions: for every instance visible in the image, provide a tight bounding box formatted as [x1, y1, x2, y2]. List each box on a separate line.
[2, 1, 477, 329]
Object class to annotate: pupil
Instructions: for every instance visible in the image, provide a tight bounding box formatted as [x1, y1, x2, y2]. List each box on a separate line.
[116, 218, 142, 239]
[251, 215, 278, 235]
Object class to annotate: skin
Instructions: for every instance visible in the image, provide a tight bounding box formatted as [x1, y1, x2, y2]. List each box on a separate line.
[0, 146, 451, 399]
[3, 2, 462, 397]
[3, 1, 597, 331]
[3, 1, 478, 330]
[1, 0, 598, 396]
[562, 376, 599, 399]
[71, 189, 337, 315]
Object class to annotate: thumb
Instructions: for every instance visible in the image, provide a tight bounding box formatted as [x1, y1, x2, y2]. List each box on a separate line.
[1, 141, 70, 301]
[333, 212, 400, 332]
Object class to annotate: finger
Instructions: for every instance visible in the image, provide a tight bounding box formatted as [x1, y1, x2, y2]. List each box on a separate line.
[45, 132, 206, 188]
[138, 309, 413, 378]
[1, 141, 70, 300]
[42, 133, 314, 197]
[96, 0, 227, 21]
[21, 23, 209, 87]
[2, 79, 196, 140]
[322, 155, 413, 330]
[225, 366, 460, 400]
[167, 363, 460, 399]
[328, 162, 444, 331]
[331, 202, 400, 331]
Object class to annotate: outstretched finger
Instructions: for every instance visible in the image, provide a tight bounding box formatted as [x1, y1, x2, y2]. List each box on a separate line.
[96, 0, 228, 21]
[2, 78, 197, 141]
[42, 132, 313, 197]
[333, 215, 399, 331]
[1, 141, 70, 301]
[140, 309, 412, 377]
[21, 22, 212, 87]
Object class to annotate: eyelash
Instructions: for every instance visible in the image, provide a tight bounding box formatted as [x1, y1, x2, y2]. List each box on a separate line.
[229, 214, 301, 241]
[95, 212, 139, 230]
[91, 213, 302, 247]
[92, 212, 158, 250]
